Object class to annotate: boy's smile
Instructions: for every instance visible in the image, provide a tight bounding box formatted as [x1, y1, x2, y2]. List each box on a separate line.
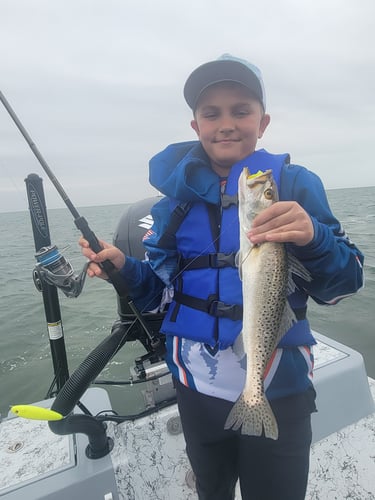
[191, 82, 270, 177]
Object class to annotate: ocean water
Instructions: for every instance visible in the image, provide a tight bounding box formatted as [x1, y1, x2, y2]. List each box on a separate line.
[0, 187, 374, 417]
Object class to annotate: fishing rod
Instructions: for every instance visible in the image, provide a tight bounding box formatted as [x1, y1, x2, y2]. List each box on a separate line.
[0, 90, 158, 345]
[0, 91, 127, 294]
[1, 92, 174, 453]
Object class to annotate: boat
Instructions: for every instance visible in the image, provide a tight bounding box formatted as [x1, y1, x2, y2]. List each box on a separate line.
[0, 192, 374, 500]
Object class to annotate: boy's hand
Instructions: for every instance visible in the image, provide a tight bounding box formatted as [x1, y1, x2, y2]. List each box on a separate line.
[79, 237, 125, 279]
[248, 201, 314, 247]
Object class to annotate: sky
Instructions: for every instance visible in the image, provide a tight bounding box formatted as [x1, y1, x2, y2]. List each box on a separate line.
[1, 0, 374, 213]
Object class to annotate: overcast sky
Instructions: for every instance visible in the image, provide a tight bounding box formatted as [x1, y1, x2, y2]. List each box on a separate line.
[1, 0, 374, 213]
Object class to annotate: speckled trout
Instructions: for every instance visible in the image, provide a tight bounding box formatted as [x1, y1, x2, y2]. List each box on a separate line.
[224, 168, 310, 440]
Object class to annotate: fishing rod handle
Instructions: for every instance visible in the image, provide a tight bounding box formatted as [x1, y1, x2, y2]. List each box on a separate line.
[75, 216, 129, 298]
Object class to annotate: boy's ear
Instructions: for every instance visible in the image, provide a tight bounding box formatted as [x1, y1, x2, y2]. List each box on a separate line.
[258, 113, 271, 138]
[191, 119, 200, 136]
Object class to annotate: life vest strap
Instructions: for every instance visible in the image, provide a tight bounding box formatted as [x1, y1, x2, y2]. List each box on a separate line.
[179, 252, 237, 271]
[173, 289, 307, 323]
[173, 291, 243, 321]
[157, 201, 192, 249]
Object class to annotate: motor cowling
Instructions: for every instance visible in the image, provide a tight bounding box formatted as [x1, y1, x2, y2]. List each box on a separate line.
[114, 196, 162, 260]
[113, 196, 166, 352]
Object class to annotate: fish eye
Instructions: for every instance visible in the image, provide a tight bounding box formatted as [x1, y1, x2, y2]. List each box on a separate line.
[264, 188, 274, 200]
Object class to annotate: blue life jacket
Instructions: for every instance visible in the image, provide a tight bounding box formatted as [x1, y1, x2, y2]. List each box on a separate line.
[160, 149, 315, 349]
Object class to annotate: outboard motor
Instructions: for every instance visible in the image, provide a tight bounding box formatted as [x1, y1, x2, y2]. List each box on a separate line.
[113, 195, 161, 316]
[113, 195, 170, 382]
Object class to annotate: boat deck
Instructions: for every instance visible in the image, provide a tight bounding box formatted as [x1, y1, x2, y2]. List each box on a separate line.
[1, 333, 374, 499]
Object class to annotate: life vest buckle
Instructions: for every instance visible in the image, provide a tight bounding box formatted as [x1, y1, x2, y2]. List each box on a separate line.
[209, 252, 237, 268]
[207, 296, 242, 321]
[221, 193, 238, 208]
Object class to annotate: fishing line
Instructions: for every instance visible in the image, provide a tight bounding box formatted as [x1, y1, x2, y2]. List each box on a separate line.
[0, 92, 155, 334]
[0, 90, 157, 385]
[81, 202, 242, 370]
[0, 90, 242, 371]
[105, 208, 243, 363]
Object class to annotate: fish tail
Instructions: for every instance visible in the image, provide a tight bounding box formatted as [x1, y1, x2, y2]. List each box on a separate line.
[224, 394, 279, 440]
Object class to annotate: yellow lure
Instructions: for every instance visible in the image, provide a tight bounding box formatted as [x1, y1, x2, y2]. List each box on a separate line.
[10, 405, 63, 421]
[247, 169, 266, 180]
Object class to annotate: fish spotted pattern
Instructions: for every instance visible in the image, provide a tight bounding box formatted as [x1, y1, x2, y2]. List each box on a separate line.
[224, 168, 309, 439]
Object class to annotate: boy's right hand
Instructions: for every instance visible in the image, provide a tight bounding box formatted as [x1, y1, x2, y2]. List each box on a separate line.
[79, 237, 125, 280]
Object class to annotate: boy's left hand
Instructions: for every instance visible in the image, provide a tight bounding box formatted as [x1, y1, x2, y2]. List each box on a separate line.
[248, 201, 314, 247]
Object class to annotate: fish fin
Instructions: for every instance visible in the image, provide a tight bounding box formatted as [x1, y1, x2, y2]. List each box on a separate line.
[276, 300, 297, 345]
[224, 393, 278, 440]
[232, 331, 245, 358]
[286, 253, 312, 295]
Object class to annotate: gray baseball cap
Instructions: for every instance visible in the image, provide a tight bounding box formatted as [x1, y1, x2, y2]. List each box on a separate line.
[184, 54, 266, 111]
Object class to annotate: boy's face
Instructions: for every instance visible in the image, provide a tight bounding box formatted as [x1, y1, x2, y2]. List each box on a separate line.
[191, 82, 270, 176]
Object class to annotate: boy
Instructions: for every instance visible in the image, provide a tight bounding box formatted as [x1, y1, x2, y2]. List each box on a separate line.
[80, 54, 364, 500]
